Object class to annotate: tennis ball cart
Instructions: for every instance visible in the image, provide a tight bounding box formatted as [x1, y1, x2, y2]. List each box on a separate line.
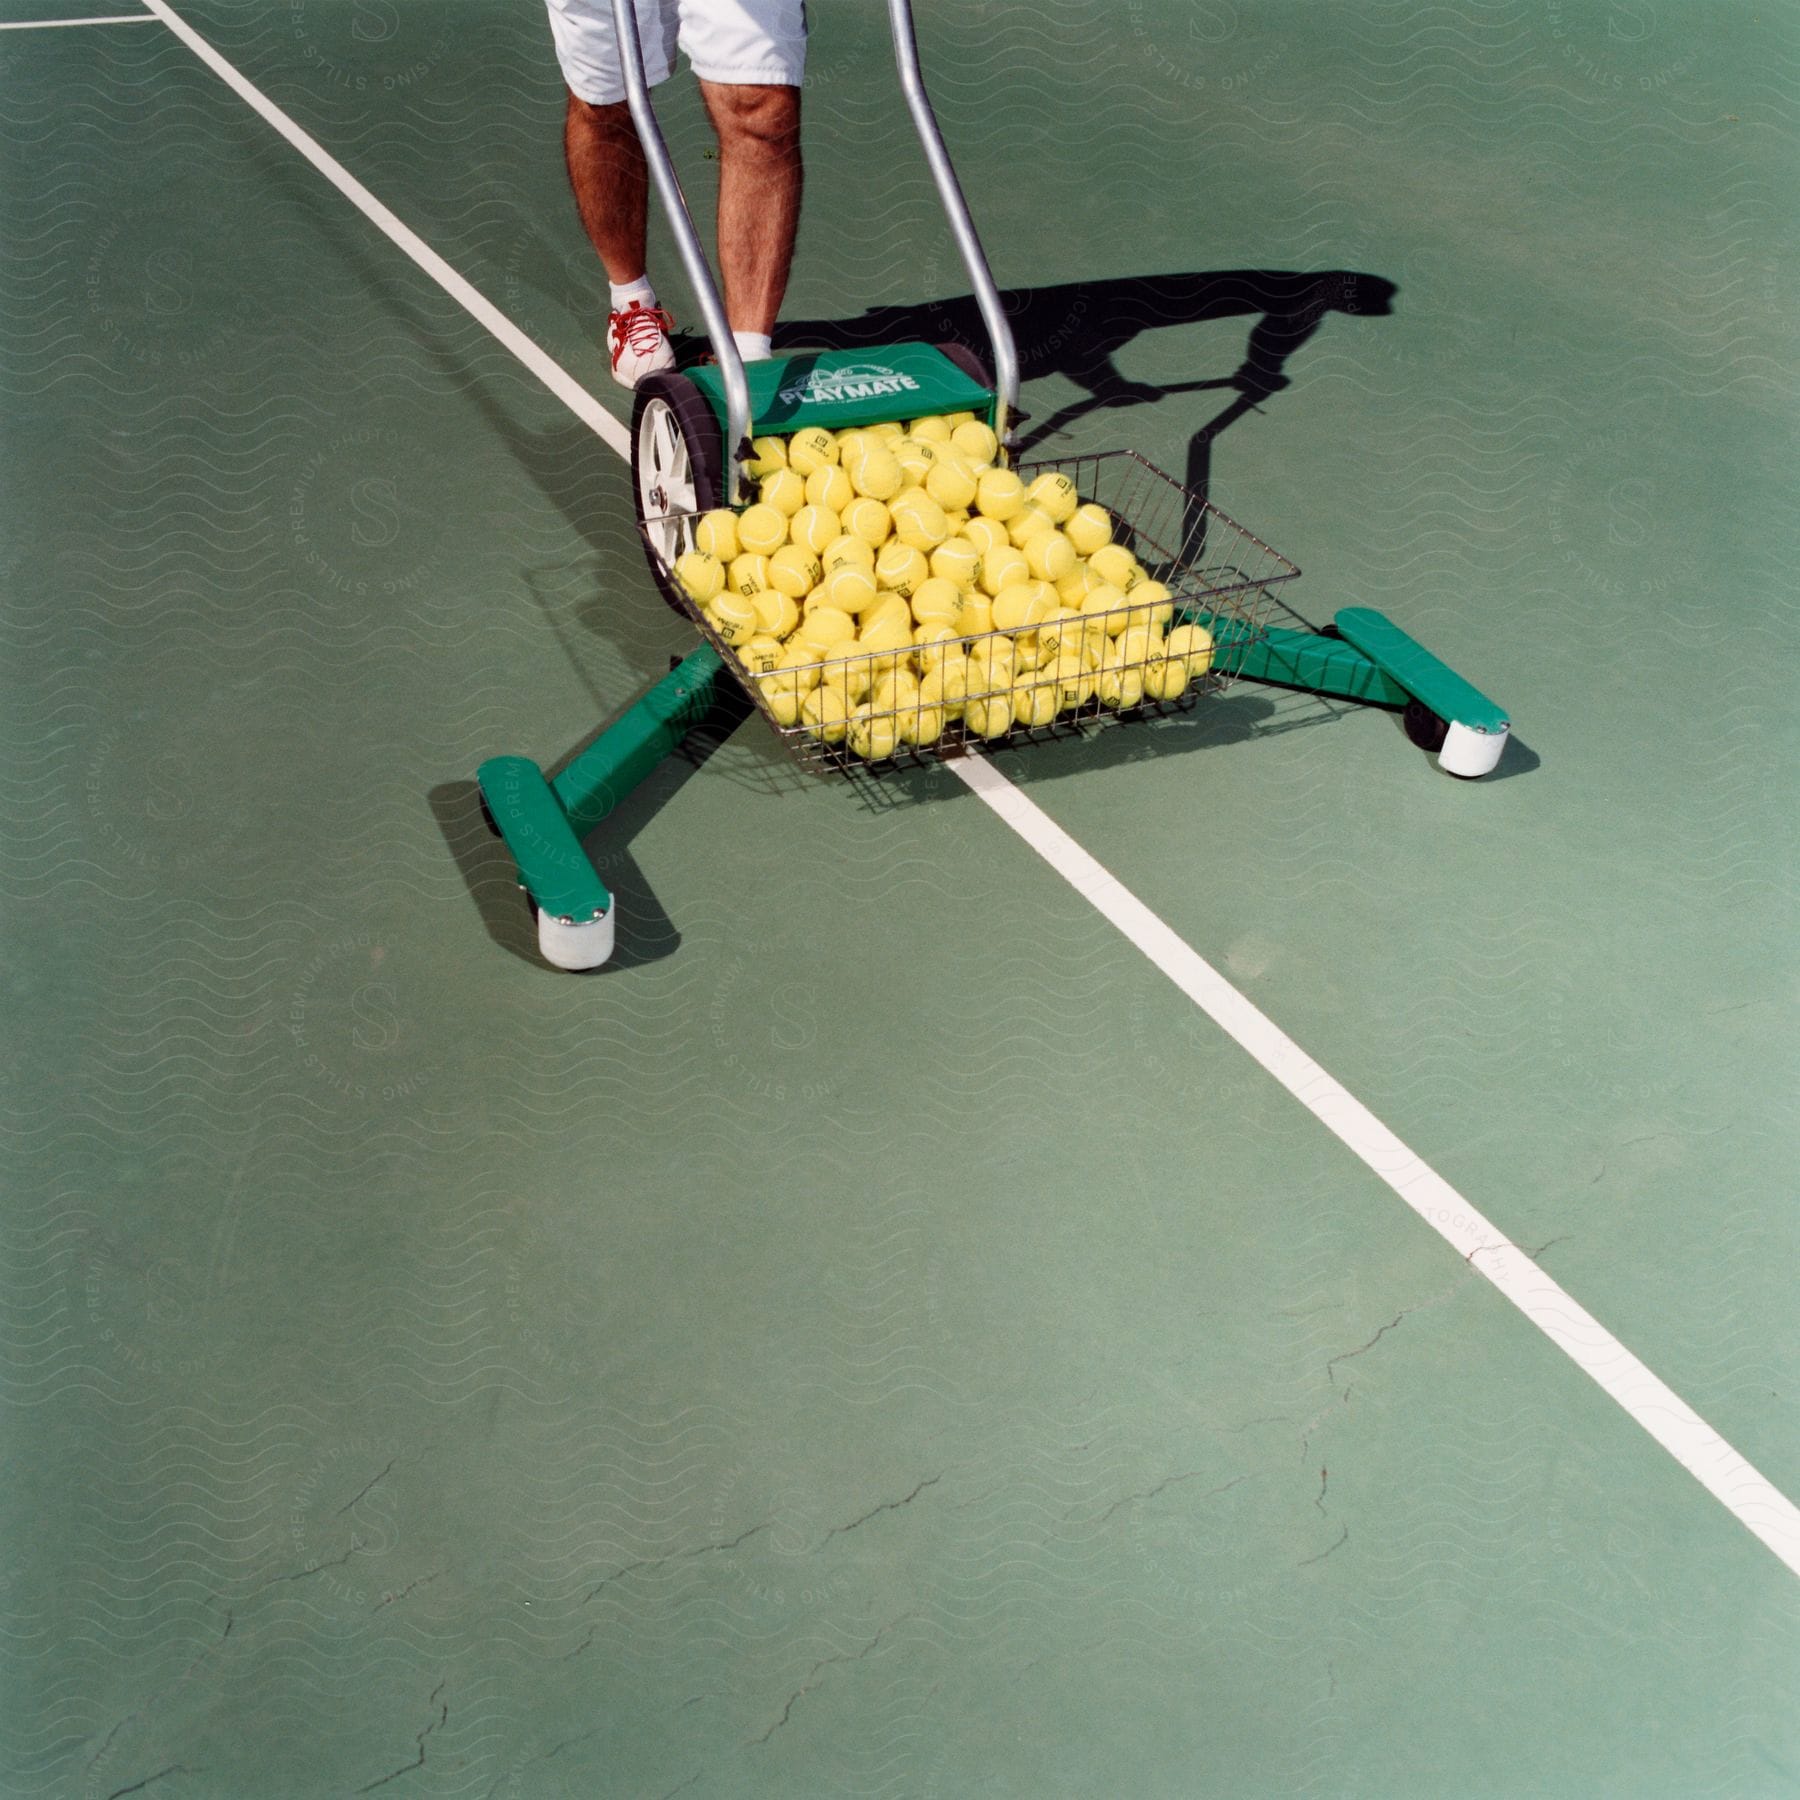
[477, 0, 1511, 972]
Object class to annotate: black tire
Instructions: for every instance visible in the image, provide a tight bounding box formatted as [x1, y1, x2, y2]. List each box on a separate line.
[631, 371, 725, 614]
[1403, 698, 1450, 753]
[477, 792, 500, 838]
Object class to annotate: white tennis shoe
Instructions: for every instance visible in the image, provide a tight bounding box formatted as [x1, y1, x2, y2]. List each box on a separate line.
[608, 301, 677, 388]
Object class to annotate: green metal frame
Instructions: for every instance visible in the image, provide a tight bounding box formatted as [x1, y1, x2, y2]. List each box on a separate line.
[477, 642, 728, 928]
[683, 342, 995, 444]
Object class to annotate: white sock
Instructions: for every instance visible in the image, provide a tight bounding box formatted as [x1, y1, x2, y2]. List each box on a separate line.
[609, 275, 657, 311]
[732, 330, 773, 363]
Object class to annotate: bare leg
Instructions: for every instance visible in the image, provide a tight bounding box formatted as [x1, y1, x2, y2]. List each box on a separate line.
[697, 80, 802, 335]
[563, 89, 650, 285]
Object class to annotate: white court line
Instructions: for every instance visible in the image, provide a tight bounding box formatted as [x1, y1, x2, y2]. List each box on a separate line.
[951, 756, 1800, 1578]
[143, 0, 1800, 1583]
[138, 0, 629, 457]
[0, 13, 155, 25]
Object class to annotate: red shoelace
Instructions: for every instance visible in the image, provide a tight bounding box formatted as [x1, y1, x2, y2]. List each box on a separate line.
[608, 301, 674, 366]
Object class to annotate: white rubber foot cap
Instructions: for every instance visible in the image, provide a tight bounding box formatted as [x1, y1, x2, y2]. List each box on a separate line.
[537, 908, 615, 971]
[1438, 719, 1509, 779]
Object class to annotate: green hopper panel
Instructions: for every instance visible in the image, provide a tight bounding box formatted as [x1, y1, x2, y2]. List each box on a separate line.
[1332, 607, 1510, 732]
[1185, 609, 1413, 707]
[475, 755, 613, 923]
[684, 342, 994, 439]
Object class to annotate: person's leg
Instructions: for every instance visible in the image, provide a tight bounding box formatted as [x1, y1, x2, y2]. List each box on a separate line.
[697, 78, 802, 342]
[563, 92, 651, 286]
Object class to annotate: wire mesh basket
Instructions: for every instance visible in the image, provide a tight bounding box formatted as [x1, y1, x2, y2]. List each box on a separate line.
[642, 449, 1300, 775]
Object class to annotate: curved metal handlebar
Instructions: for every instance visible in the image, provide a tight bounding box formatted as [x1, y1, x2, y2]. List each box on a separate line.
[609, 0, 753, 500]
[886, 0, 1021, 453]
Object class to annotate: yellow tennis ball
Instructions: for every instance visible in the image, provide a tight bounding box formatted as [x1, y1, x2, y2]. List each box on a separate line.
[847, 445, 904, 501]
[841, 496, 893, 547]
[964, 516, 1010, 558]
[801, 683, 851, 742]
[748, 588, 799, 639]
[899, 694, 947, 746]
[768, 544, 823, 598]
[1165, 622, 1215, 677]
[855, 615, 914, 680]
[835, 428, 871, 462]
[822, 533, 875, 575]
[675, 550, 724, 605]
[760, 468, 806, 517]
[789, 504, 840, 555]
[1033, 607, 1086, 664]
[891, 492, 950, 551]
[727, 551, 771, 597]
[872, 669, 921, 714]
[803, 465, 854, 513]
[864, 420, 906, 444]
[1057, 563, 1101, 605]
[919, 661, 967, 714]
[909, 576, 964, 628]
[848, 704, 901, 762]
[737, 633, 786, 674]
[1126, 578, 1174, 631]
[978, 542, 1030, 597]
[1116, 624, 1158, 669]
[956, 589, 993, 635]
[930, 536, 982, 590]
[909, 414, 953, 443]
[1026, 470, 1079, 523]
[992, 581, 1054, 633]
[1143, 656, 1191, 702]
[1013, 676, 1059, 728]
[737, 502, 788, 555]
[1007, 501, 1056, 548]
[821, 564, 878, 616]
[964, 638, 1016, 694]
[1022, 529, 1077, 584]
[1065, 502, 1112, 556]
[1098, 643, 1147, 710]
[874, 540, 929, 597]
[785, 426, 838, 477]
[964, 693, 1014, 739]
[1087, 543, 1141, 591]
[708, 590, 756, 645]
[951, 420, 998, 465]
[925, 456, 978, 512]
[1047, 652, 1096, 711]
[1078, 581, 1130, 636]
[795, 603, 856, 654]
[694, 509, 739, 561]
[861, 592, 914, 637]
[975, 467, 1025, 521]
[744, 435, 787, 479]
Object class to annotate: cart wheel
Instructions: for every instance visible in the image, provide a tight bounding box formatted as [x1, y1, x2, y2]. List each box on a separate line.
[478, 792, 500, 838]
[632, 372, 724, 613]
[1318, 622, 1342, 640]
[1403, 698, 1450, 753]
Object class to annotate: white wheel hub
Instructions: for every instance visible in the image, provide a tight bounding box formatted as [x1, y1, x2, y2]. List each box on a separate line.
[638, 397, 698, 573]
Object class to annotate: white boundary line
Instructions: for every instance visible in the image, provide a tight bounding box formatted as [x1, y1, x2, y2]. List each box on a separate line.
[144, 0, 1800, 1582]
[0, 13, 155, 26]
[138, 0, 629, 457]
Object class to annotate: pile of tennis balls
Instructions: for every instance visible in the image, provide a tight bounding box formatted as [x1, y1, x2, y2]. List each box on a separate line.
[670, 414, 1215, 762]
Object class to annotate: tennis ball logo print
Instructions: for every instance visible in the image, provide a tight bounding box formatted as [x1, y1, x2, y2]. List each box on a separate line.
[776, 362, 921, 410]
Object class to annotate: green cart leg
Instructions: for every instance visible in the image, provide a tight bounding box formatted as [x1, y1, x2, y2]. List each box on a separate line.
[1188, 604, 1511, 778]
[477, 643, 730, 969]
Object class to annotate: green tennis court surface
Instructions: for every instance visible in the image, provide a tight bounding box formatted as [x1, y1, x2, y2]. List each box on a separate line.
[3, 2, 1797, 1794]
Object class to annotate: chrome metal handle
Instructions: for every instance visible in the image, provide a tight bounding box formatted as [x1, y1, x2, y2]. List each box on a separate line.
[886, 0, 1021, 453]
[609, 0, 753, 499]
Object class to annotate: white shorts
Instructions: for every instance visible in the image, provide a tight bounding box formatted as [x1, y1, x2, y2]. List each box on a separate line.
[547, 0, 807, 105]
